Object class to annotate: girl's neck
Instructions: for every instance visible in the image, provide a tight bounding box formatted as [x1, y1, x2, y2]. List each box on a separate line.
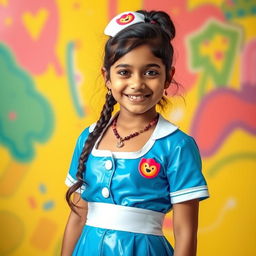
[116, 109, 158, 130]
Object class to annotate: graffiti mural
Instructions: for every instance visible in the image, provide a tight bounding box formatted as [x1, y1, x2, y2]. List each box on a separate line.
[0, 0, 255, 255]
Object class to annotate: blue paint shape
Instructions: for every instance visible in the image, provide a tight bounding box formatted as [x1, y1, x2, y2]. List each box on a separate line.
[251, 6, 256, 14]
[225, 12, 232, 19]
[43, 200, 55, 210]
[66, 41, 85, 117]
[237, 9, 245, 17]
[39, 183, 47, 194]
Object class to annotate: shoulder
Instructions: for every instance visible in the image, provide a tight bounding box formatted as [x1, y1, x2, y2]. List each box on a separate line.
[75, 125, 93, 148]
[169, 129, 197, 146]
[153, 115, 199, 153]
[154, 114, 195, 143]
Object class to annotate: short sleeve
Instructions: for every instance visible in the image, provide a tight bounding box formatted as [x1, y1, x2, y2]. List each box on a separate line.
[64, 128, 90, 193]
[167, 136, 209, 204]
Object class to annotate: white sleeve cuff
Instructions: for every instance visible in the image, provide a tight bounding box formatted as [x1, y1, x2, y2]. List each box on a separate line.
[170, 185, 209, 204]
[65, 173, 86, 194]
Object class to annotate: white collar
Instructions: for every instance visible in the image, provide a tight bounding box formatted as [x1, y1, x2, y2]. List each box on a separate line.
[151, 114, 178, 139]
[89, 113, 178, 140]
[89, 113, 178, 159]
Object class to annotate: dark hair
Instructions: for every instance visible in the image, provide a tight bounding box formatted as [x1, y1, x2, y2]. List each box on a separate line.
[66, 10, 176, 213]
[104, 10, 175, 82]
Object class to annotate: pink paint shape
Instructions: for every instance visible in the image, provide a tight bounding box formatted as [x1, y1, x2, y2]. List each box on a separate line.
[143, 0, 224, 91]
[75, 73, 81, 83]
[0, 0, 62, 75]
[241, 39, 256, 86]
[191, 86, 256, 156]
[163, 215, 173, 230]
[227, 0, 235, 7]
[28, 196, 37, 209]
[108, 0, 118, 20]
[215, 51, 224, 60]
[8, 111, 17, 120]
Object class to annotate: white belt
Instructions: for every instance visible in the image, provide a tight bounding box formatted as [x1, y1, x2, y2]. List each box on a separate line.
[86, 202, 165, 236]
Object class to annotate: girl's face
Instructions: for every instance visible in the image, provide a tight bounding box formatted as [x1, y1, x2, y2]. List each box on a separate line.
[105, 44, 171, 118]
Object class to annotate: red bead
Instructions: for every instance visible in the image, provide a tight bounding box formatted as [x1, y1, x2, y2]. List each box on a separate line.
[112, 114, 159, 147]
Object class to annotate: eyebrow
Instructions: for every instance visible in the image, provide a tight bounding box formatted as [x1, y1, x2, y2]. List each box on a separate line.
[114, 63, 161, 69]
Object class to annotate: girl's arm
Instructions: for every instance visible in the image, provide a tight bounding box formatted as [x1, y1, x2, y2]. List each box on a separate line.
[61, 192, 88, 256]
[172, 199, 199, 256]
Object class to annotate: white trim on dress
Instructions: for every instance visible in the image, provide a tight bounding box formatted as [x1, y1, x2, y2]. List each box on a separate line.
[90, 114, 179, 159]
[170, 185, 209, 204]
[65, 173, 86, 193]
[86, 202, 165, 236]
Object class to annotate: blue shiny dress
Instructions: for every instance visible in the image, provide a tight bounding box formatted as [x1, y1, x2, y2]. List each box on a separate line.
[65, 114, 209, 256]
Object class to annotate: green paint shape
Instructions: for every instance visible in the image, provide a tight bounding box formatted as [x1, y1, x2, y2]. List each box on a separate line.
[221, 0, 256, 19]
[207, 152, 256, 177]
[188, 20, 241, 98]
[0, 44, 54, 162]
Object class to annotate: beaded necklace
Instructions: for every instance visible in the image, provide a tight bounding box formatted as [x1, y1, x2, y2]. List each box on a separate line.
[112, 115, 159, 148]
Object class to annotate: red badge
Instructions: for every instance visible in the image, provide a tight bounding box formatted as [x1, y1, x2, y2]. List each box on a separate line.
[116, 13, 135, 25]
[139, 158, 161, 179]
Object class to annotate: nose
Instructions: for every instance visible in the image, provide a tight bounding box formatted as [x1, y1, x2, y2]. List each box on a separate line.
[130, 74, 145, 90]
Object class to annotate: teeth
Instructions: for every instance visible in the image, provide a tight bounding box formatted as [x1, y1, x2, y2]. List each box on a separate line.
[128, 95, 144, 99]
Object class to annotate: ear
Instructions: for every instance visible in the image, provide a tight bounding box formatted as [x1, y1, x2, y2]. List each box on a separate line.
[101, 67, 111, 88]
[164, 66, 175, 89]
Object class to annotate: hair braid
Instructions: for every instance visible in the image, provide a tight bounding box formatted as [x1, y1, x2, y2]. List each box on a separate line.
[66, 92, 116, 213]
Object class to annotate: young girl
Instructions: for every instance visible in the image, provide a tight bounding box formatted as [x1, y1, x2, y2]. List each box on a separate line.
[61, 10, 209, 256]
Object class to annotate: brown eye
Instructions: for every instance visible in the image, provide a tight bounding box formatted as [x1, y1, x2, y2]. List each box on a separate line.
[118, 70, 129, 76]
[145, 70, 159, 76]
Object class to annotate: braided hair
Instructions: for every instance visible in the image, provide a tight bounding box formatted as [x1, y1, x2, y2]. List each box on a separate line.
[66, 93, 116, 212]
[66, 10, 176, 213]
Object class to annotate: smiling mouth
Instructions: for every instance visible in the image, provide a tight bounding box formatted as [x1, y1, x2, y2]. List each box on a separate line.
[124, 94, 151, 102]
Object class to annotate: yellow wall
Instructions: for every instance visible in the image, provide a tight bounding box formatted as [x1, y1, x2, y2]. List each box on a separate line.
[0, 0, 255, 255]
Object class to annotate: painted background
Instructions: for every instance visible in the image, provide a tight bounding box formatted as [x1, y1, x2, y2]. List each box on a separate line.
[0, 0, 255, 255]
